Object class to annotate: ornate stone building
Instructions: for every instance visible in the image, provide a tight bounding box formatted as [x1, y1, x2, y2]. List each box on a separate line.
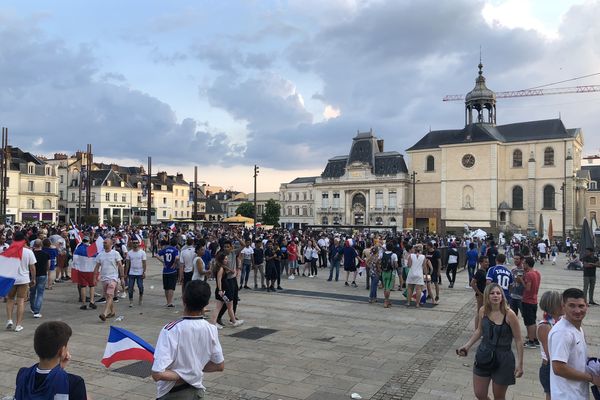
[406, 63, 587, 236]
[280, 130, 409, 230]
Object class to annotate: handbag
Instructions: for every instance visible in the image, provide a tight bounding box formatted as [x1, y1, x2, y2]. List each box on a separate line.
[475, 315, 504, 370]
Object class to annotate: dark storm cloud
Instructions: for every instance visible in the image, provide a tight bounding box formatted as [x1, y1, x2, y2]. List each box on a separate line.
[0, 16, 239, 167]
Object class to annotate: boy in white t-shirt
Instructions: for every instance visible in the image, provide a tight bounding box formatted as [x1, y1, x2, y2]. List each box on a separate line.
[126, 239, 147, 307]
[549, 288, 600, 399]
[94, 239, 124, 322]
[152, 280, 224, 399]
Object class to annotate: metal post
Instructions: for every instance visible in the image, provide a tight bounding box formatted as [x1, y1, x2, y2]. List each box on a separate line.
[0, 127, 6, 221]
[77, 151, 82, 225]
[412, 171, 417, 237]
[147, 157, 152, 227]
[85, 144, 92, 220]
[193, 166, 198, 231]
[253, 165, 259, 234]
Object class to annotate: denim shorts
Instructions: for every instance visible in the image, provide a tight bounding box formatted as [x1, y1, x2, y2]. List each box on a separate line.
[539, 361, 550, 394]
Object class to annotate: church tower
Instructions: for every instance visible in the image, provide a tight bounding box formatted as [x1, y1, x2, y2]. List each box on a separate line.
[464, 62, 496, 126]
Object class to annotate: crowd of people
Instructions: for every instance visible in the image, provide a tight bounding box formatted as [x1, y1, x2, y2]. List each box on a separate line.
[2, 221, 600, 399]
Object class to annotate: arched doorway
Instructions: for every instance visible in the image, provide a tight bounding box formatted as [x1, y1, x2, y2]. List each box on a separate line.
[352, 193, 366, 225]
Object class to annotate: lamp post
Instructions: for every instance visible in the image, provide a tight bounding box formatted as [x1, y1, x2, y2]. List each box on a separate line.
[253, 165, 259, 235]
[411, 171, 418, 236]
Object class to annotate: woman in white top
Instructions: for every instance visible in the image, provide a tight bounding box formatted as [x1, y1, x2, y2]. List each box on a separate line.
[303, 240, 314, 277]
[406, 244, 430, 308]
[536, 291, 562, 400]
[192, 245, 206, 282]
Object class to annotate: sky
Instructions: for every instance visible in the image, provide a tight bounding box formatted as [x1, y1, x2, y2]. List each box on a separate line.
[2, 0, 600, 192]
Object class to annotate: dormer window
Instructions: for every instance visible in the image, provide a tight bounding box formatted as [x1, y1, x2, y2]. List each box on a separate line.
[28, 164, 35, 174]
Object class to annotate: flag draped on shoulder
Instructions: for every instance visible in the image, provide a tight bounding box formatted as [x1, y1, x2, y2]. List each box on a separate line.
[101, 326, 155, 368]
[71, 243, 96, 284]
[0, 241, 26, 296]
[87, 236, 104, 258]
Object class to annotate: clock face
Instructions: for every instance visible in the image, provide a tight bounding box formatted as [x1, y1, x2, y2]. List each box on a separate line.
[462, 154, 475, 168]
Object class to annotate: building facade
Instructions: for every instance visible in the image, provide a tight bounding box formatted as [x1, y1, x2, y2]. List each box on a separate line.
[3, 147, 60, 224]
[407, 63, 587, 236]
[582, 155, 600, 226]
[280, 130, 409, 230]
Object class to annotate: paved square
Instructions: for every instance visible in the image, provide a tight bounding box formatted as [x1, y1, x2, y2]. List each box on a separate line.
[1, 254, 599, 399]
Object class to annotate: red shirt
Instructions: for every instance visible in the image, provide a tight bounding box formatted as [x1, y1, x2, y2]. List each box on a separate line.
[522, 269, 541, 304]
[287, 243, 298, 261]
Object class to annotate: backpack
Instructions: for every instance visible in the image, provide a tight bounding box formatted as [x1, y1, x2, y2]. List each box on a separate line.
[381, 252, 393, 272]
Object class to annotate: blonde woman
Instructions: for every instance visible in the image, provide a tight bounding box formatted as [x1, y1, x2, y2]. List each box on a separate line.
[536, 291, 563, 400]
[457, 283, 524, 400]
[406, 244, 428, 308]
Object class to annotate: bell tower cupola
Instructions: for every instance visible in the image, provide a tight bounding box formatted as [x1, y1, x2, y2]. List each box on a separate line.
[465, 62, 496, 126]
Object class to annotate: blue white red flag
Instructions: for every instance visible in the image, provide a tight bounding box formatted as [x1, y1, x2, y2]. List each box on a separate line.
[101, 326, 155, 368]
[0, 241, 25, 297]
[71, 242, 97, 284]
[87, 236, 104, 258]
[169, 222, 176, 232]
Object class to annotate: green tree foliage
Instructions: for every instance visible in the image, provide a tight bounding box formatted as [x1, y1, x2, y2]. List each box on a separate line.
[236, 202, 255, 218]
[262, 199, 280, 227]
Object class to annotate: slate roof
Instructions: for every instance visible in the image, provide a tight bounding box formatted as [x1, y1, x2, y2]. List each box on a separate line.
[289, 176, 318, 184]
[89, 170, 132, 188]
[407, 119, 578, 151]
[205, 198, 224, 214]
[320, 131, 408, 178]
[582, 165, 600, 191]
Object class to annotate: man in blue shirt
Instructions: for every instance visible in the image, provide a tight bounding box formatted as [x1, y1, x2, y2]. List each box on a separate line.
[485, 253, 513, 301]
[466, 243, 479, 288]
[156, 239, 180, 307]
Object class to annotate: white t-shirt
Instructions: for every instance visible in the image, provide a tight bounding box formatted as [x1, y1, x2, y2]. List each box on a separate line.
[548, 318, 589, 399]
[127, 249, 147, 276]
[152, 317, 224, 397]
[180, 245, 197, 273]
[240, 247, 254, 263]
[191, 256, 205, 281]
[95, 250, 123, 282]
[538, 242, 547, 253]
[15, 247, 37, 285]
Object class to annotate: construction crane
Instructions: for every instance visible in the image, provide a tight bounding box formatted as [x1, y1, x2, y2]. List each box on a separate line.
[443, 84, 600, 101]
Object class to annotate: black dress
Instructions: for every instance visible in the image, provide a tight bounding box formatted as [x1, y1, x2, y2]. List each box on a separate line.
[473, 314, 516, 386]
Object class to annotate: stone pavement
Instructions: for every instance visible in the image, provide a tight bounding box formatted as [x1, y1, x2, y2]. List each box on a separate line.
[0, 253, 598, 399]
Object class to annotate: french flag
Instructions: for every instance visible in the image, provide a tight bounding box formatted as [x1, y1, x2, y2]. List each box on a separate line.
[135, 233, 146, 250]
[101, 326, 155, 368]
[87, 236, 105, 258]
[71, 242, 97, 284]
[0, 241, 26, 297]
[169, 222, 176, 232]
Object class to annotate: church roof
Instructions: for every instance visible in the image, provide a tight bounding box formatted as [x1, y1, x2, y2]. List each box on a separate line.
[321, 130, 408, 178]
[407, 119, 578, 151]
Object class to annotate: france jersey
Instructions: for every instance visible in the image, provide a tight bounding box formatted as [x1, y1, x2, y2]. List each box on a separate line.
[486, 265, 513, 300]
[158, 246, 179, 274]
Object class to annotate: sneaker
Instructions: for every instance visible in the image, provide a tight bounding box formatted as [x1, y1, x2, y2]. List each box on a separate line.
[465, 285, 472, 289]
[277, 286, 283, 290]
[345, 282, 349, 286]
[88, 303, 97, 310]
[33, 313, 42, 318]
[113, 297, 119, 303]
[129, 302, 133, 308]
[351, 281, 357, 288]
[14, 325, 23, 332]
[308, 275, 314, 278]
[167, 304, 175, 308]
[231, 319, 244, 327]
[243, 285, 251, 289]
[590, 301, 599, 306]
[119, 292, 127, 299]
[96, 297, 106, 304]
[533, 339, 541, 347]
[80, 305, 88, 310]
[215, 322, 224, 330]
[54, 279, 62, 283]
[6, 320, 13, 330]
[326, 278, 332, 282]
[288, 275, 295, 280]
[524, 341, 536, 349]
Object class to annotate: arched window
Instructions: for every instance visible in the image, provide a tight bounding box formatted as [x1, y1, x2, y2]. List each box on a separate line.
[462, 186, 474, 209]
[512, 149, 522, 167]
[28, 199, 35, 209]
[44, 199, 52, 209]
[426, 155, 435, 172]
[544, 147, 554, 166]
[543, 185, 555, 209]
[333, 216, 340, 225]
[375, 216, 383, 225]
[512, 186, 524, 209]
[322, 216, 329, 225]
[390, 217, 397, 226]
[500, 212, 506, 222]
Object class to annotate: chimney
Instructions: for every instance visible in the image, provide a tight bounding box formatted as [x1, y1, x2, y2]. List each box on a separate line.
[157, 171, 167, 184]
[377, 139, 384, 152]
[176, 173, 183, 181]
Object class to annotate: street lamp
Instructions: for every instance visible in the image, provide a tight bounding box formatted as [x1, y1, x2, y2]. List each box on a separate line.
[411, 171, 419, 236]
[253, 165, 259, 235]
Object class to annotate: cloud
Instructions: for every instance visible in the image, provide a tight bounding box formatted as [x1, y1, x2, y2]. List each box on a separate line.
[0, 15, 239, 167]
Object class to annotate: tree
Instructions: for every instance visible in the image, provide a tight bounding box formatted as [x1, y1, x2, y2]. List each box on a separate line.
[262, 199, 280, 227]
[132, 216, 142, 225]
[236, 202, 255, 218]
